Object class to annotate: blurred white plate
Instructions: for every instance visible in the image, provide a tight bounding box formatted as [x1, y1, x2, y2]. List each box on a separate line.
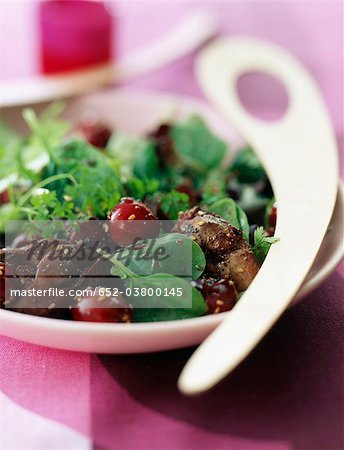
[0, 89, 343, 353]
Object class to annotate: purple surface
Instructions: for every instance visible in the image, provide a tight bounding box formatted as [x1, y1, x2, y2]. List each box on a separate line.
[0, 1, 343, 449]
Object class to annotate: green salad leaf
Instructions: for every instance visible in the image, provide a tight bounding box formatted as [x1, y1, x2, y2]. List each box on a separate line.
[171, 115, 227, 174]
[23, 104, 69, 165]
[252, 226, 279, 264]
[133, 140, 160, 179]
[123, 177, 160, 200]
[106, 133, 149, 178]
[200, 169, 228, 204]
[103, 255, 208, 322]
[109, 233, 205, 280]
[153, 190, 190, 220]
[229, 147, 266, 183]
[43, 140, 123, 217]
[207, 198, 250, 240]
[0, 122, 23, 180]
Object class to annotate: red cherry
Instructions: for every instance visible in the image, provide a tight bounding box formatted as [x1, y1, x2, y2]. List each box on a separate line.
[80, 115, 111, 149]
[268, 203, 277, 236]
[193, 278, 237, 314]
[72, 288, 133, 323]
[0, 190, 9, 205]
[108, 197, 160, 245]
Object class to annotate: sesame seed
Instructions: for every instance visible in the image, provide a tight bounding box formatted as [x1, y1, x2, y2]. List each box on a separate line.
[216, 299, 224, 306]
[63, 195, 73, 202]
[237, 268, 244, 273]
[198, 221, 205, 226]
[128, 214, 136, 220]
[0, 270, 3, 276]
[122, 314, 129, 322]
[48, 303, 55, 310]
[198, 210, 205, 216]
[214, 307, 220, 314]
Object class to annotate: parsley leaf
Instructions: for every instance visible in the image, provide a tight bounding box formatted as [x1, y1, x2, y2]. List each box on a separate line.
[43, 140, 123, 217]
[123, 177, 160, 200]
[252, 226, 279, 264]
[23, 191, 76, 238]
[23, 103, 69, 165]
[153, 190, 190, 219]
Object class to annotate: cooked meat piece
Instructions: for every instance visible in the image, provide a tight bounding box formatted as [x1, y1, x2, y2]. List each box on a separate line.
[209, 248, 259, 291]
[0, 239, 65, 267]
[34, 248, 75, 291]
[177, 208, 259, 291]
[33, 242, 93, 290]
[74, 256, 114, 290]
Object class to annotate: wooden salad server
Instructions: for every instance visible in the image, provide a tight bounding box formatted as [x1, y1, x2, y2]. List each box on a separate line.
[178, 37, 339, 394]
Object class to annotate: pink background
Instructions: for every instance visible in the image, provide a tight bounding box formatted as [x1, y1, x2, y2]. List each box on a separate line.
[0, 1, 343, 449]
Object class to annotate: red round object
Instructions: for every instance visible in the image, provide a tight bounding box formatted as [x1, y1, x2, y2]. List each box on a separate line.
[108, 197, 160, 245]
[82, 122, 111, 148]
[72, 288, 133, 323]
[193, 278, 237, 314]
[0, 190, 9, 205]
[268, 203, 277, 236]
[39, 0, 113, 74]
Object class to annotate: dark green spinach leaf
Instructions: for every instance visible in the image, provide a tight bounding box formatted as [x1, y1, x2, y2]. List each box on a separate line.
[171, 116, 226, 174]
[207, 198, 250, 240]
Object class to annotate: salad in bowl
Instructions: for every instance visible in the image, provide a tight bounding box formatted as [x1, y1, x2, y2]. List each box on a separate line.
[0, 98, 277, 325]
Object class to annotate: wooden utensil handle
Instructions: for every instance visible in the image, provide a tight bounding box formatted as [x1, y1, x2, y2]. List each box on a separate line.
[195, 37, 337, 169]
[178, 37, 339, 394]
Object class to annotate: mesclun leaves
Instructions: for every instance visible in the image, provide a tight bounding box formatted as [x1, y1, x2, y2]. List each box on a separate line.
[43, 140, 123, 217]
[23, 103, 69, 165]
[123, 177, 160, 200]
[0, 122, 23, 180]
[154, 190, 190, 220]
[201, 169, 227, 204]
[133, 141, 160, 179]
[108, 233, 206, 280]
[207, 198, 250, 241]
[106, 133, 149, 178]
[252, 226, 279, 264]
[21, 191, 76, 238]
[102, 255, 207, 322]
[29, 191, 75, 220]
[171, 116, 227, 174]
[64, 165, 122, 218]
[229, 147, 266, 183]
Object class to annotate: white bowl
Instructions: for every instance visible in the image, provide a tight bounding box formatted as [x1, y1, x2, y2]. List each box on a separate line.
[0, 89, 343, 353]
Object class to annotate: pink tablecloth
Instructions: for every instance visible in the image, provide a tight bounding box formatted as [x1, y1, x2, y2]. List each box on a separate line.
[0, 2, 343, 449]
